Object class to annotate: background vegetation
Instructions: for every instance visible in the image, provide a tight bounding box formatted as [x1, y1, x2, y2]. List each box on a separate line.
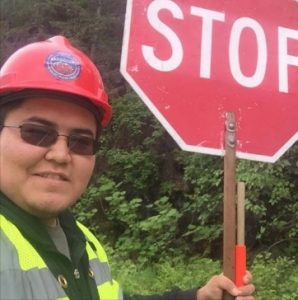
[1, 0, 297, 298]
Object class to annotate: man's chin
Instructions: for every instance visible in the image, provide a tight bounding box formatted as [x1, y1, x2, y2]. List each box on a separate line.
[26, 203, 69, 220]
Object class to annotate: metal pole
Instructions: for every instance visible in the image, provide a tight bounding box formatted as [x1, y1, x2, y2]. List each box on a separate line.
[223, 112, 236, 300]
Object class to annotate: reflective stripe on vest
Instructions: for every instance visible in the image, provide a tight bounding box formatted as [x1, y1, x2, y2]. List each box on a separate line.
[77, 222, 123, 300]
[0, 214, 122, 300]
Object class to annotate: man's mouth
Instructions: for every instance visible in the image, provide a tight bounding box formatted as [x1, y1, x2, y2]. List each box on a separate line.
[35, 173, 68, 181]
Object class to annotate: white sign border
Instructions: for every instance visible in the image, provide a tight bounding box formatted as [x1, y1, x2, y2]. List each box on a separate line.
[120, 0, 298, 163]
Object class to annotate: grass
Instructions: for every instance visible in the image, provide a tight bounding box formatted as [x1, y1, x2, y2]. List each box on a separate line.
[108, 252, 298, 299]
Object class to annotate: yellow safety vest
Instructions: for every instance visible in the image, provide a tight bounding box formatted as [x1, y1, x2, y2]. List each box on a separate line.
[0, 214, 122, 300]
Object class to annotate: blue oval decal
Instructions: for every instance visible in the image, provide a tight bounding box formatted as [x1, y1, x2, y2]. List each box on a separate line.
[45, 52, 81, 80]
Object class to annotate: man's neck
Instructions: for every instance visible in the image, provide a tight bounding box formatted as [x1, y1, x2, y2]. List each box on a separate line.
[42, 217, 59, 228]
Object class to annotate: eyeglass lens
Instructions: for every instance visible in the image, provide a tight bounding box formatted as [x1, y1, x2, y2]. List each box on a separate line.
[19, 123, 98, 155]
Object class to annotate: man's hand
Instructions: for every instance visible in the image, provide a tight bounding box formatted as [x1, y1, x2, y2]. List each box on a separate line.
[196, 271, 255, 300]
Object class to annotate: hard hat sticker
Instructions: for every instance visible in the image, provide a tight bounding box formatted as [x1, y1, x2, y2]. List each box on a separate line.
[45, 52, 81, 80]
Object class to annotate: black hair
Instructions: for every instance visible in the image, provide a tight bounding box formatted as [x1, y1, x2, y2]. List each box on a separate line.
[0, 91, 103, 139]
[0, 99, 25, 131]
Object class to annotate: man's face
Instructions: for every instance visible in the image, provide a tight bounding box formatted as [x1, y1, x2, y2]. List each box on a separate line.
[0, 97, 97, 220]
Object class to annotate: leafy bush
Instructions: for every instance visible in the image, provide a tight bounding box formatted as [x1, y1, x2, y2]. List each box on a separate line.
[107, 253, 298, 300]
[74, 91, 298, 263]
[109, 255, 220, 295]
[237, 148, 298, 257]
[251, 253, 298, 300]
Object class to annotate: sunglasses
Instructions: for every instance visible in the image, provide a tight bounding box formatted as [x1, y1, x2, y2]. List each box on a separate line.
[1, 123, 99, 155]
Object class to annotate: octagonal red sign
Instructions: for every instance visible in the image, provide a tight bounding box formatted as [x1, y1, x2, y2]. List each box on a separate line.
[121, 0, 298, 162]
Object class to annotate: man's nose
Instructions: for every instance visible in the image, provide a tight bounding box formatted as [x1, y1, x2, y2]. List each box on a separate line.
[44, 135, 72, 164]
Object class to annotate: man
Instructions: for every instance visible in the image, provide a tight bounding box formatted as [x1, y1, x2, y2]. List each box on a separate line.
[0, 36, 255, 300]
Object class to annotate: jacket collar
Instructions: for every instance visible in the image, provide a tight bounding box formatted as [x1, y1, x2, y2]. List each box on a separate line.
[0, 192, 86, 252]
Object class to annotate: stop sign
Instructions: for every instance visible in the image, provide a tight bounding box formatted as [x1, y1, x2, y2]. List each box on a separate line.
[120, 0, 298, 163]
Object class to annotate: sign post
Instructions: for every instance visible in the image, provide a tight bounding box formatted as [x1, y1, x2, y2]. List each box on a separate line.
[223, 113, 236, 299]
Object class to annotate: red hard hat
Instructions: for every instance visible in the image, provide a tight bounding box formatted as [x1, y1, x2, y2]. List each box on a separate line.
[0, 36, 111, 126]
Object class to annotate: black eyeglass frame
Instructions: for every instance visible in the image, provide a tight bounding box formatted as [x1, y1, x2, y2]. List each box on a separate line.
[0, 123, 100, 156]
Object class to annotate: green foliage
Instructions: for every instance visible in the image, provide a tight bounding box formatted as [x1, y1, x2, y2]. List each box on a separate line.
[251, 253, 298, 300]
[109, 255, 220, 295]
[72, 184, 101, 234]
[75, 175, 183, 264]
[106, 253, 298, 300]
[175, 152, 224, 254]
[105, 149, 159, 196]
[73, 90, 298, 263]
[237, 147, 298, 257]
[74, 92, 227, 262]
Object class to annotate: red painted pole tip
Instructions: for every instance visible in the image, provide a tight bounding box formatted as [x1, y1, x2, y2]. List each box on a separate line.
[235, 245, 247, 287]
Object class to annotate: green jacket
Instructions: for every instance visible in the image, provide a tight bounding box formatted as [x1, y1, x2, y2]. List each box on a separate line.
[0, 193, 197, 300]
[0, 192, 122, 300]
